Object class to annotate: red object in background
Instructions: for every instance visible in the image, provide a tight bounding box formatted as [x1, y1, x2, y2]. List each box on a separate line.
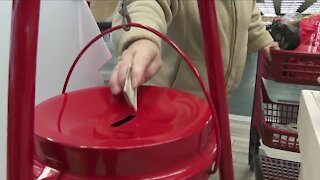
[34, 86, 216, 178]
[298, 15, 320, 54]
[283, 15, 320, 82]
[7, 0, 40, 180]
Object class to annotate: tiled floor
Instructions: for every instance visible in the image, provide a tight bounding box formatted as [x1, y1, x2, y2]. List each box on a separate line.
[209, 120, 300, 180]
[209, 120, 255, 180]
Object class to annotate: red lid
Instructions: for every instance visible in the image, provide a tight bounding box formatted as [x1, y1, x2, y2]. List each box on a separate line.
[34, 86, 215, 177]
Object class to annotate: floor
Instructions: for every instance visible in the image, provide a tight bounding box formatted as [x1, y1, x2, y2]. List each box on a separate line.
[209, 120, 255, 180]
[228, 53, 258, 116]
[209, 119, 301, 180]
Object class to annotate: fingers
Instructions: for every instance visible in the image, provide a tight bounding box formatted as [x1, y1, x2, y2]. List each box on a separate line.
[264, 41, 280, 62]
[266, 52, 272, 62]
[117, 49, 135, 88]
[109, 63, 121, 95]
[144, 55, 162, 83]
[131, 52, 157, 88]
[109, 50, 134, 95]
[110, 48, 157, 94]
[270, 41, 280, 49]
[263, 46, 272, 62]
[109, 39, 161, 95]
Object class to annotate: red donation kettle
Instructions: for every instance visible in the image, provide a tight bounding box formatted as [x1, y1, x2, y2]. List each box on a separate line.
[33, 24, 219, 180]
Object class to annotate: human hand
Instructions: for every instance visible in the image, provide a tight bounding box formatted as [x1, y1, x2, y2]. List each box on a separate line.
[109, 39, 162, 95]
[263, 41, 280, 62]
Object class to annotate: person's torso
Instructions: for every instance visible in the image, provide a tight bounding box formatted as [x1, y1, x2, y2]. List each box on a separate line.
[148, 0, 255, 97]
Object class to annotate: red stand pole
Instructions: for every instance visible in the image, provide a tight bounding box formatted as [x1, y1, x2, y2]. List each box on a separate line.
[7, 0, 41, 179]
[197, 1, 235, 180]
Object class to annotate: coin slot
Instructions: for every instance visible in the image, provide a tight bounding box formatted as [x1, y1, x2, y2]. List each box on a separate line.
[110, 114, 136, 127]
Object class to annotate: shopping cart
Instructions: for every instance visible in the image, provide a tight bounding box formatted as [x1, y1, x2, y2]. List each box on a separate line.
[248, 49, 320, 179]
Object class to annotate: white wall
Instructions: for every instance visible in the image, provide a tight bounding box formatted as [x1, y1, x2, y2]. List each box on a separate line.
[36, 0, 111, 104]
[0, 1, 12, 179]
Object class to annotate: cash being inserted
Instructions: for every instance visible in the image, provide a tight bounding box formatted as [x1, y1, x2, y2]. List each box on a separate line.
[123, 66, 137, 111]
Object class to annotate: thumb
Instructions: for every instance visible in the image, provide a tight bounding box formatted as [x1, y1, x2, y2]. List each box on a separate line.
[270, 42, 280, 49]
[264, 42, 279, 61]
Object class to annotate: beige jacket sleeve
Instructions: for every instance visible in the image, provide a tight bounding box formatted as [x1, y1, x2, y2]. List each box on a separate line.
[112, 0, 178, 56]
[247, 1, 274, 51]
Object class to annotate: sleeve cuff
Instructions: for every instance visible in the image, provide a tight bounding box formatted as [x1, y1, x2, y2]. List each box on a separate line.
[248, 31, 274, 51]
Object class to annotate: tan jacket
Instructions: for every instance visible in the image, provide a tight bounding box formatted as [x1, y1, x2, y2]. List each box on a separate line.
[110, 0, 273, 97]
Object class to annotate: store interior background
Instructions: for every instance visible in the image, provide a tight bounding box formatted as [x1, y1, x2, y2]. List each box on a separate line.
[101, 0, 320, 121]
[229, 0, 320, 120]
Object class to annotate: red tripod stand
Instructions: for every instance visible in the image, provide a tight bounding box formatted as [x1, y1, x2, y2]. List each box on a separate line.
[7, 1, 234, 179]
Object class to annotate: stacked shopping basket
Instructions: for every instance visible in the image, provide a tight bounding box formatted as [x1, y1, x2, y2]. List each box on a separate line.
[248, 49, 320, 180]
